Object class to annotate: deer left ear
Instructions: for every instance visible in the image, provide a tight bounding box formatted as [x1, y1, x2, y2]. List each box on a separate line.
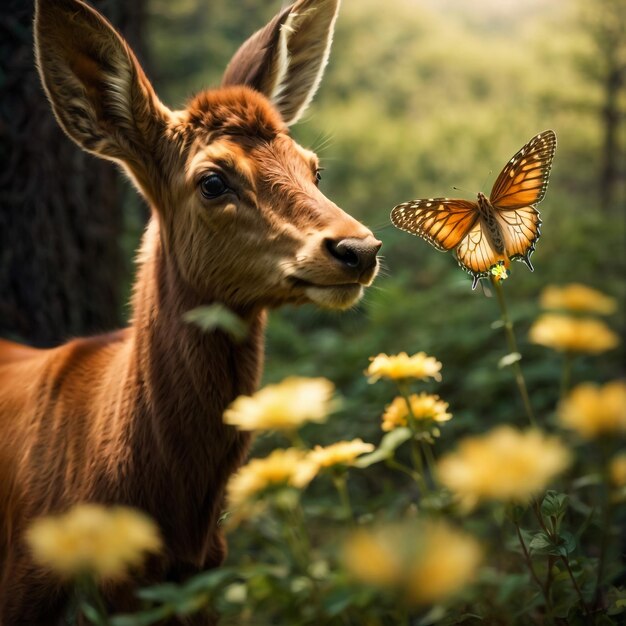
[221, 0, 340, 126]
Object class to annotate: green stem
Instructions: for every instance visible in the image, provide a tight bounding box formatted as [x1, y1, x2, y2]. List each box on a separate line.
[561, 556, 591, 618]
[531, 501, 591, 619]
[594, 443, 614, 609]
[421, 440, 438, 488]
[385, 457, 422, 483]
[396, 384, 432, 495]
[514, 522, 555, 622]
[491, 278, 538, 428]
[332, 471, 353, 521]
[559, 353, 573, 403]
[77, 575, 111, 626]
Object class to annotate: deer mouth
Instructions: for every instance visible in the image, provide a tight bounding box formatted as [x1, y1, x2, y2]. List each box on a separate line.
[288, 276, 364, 310]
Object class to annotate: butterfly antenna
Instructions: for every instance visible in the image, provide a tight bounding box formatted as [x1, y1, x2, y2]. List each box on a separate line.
[480, 170, 493, 193]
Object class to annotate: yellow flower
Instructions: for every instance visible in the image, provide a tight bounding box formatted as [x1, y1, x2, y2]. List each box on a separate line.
[343, 520, 482, 605]
[381, 393, 452, 432]
[25, 504, 161, 581]
[437, 426, 571, 508]
[529, 314, 619, 354]
[366, 352, 442, 383]
[490, 260, 510, 283]
[223, 377, 334, 431]
[308, 439, 375, 468]
[227, 448, 318, 507]
[558, 381, 626, 439]
[610, 453, 626, 487]
[540, 284, 617, 315]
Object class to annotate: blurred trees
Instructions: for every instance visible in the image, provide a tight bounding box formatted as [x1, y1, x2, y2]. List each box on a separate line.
[574, 0, 625, 212]
[0, 0, 147, 347]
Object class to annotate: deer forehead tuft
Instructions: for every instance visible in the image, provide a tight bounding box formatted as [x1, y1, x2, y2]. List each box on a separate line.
[186, 85, 287, 140]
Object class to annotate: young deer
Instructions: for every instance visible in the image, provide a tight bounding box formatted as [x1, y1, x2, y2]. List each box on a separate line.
[0, 0, 380, 622]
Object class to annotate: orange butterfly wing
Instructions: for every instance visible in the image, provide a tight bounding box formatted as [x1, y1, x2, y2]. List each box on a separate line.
[390, 199, 478, 251]
[455, 221, 507, 283]
[490, 130, 556, 209]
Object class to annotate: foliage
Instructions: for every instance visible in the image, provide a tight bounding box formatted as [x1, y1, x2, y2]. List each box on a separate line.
[27, 279, 625, 625]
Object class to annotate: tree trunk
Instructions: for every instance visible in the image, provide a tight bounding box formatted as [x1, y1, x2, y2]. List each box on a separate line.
[599, 63, 624, 212]
[0, 0, 147, 348]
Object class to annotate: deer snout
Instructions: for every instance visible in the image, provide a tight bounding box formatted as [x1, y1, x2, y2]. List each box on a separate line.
[325, 235, 382, 277]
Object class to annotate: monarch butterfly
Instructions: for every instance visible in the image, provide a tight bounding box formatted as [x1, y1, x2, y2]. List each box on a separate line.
[390, 130, 557, 289]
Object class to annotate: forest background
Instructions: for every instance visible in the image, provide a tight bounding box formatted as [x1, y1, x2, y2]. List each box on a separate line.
[0, 0, 624, 620]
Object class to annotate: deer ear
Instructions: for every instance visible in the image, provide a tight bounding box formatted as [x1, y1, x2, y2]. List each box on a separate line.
[221, 0, 340, 126]
[34, 0, 171, 194]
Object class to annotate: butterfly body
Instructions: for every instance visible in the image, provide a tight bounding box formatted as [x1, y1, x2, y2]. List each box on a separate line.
[476, 192, 505, 254]
[390, 130, 556, 289]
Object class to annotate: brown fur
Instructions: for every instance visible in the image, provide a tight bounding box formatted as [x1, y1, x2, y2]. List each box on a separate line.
[0, 0, 380, 623]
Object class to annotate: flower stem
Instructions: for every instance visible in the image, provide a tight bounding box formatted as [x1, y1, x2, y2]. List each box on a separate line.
[491, 278, 537, 428]
[385, 457, 422, 483]
[531, 501, 591, 618]
[559, 353, 572, 403]
[594, 444, 615, 609]
[561, 556, 591, 618]
[332, 471, 353, 521]
[421, 440, 438, 488]
[514, 522, 555, 621]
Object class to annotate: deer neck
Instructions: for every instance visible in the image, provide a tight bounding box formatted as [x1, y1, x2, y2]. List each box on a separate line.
[128, 217, 263, 486]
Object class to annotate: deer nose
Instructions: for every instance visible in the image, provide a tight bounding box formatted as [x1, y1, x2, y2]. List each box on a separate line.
[325, 236, 382, 274]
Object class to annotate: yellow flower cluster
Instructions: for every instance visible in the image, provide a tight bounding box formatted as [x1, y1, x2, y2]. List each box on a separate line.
[490, 260, 510, 283]
[227, 448, 318, 508]
[343, 520, 482, 605]
[223, 377, 334, 431]
[309, 439, 374, 468]
[381, 393, 452, 432]
[529, 314, 619, 354]
[437, 426, 571, 508]
[367, 352, 442, 383]
[558, 381, 626, 439]
[228, 439, 375, 509]
[540, 283, 617, 315]
[610, 453, 626, 487]
[26, 504, 161, 581]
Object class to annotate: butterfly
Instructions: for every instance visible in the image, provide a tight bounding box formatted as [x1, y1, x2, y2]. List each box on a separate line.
[390, 130, 557, 289]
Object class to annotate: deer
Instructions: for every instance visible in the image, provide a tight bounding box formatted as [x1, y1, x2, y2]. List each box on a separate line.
[0, 0, 381, 623]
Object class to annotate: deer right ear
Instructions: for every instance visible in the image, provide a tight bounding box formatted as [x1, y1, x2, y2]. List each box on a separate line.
[34, 0, 171, 200]
[221, 0, 340, 126]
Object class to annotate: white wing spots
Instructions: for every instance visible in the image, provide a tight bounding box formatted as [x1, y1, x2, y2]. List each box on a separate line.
[426, 202, 432, 207]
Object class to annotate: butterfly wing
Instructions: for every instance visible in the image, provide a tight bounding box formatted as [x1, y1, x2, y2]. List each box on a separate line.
[490, 130, 556, 209]
[495, 205, 542, 268]
[390, 198, 479, 251]
[455, 220, 508, 287]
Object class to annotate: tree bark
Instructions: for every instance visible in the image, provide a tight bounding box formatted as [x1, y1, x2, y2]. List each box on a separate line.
[599, 63, 624, 212]
[0, 0, 147, 348]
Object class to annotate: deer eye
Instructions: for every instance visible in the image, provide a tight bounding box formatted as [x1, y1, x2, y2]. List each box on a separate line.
[200, 173, 229, 199]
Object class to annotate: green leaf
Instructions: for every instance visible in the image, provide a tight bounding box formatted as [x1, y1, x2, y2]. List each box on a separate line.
[380, 427, 412, 451]
[110, 606, 173, 626]
[353, 448, 390, 468]
[558, 531, 577, 556]
[79, 602, 107, 626]
[528, 531, 553, 554]
[354, 428, 412, 468]
[528, 530, 576, 557]
[183, 304, 248, 341]
[541, 491, 569, 519]
[136, 583, 182, 603]
[498, 352, 522, 368]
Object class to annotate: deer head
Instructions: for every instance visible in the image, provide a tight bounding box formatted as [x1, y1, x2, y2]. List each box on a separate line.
[35, 0, 381, 312]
